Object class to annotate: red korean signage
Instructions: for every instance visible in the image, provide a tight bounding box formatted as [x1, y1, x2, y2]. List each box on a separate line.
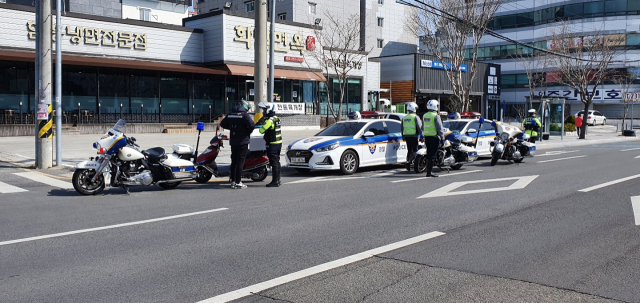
[284, 56, 304, 63]
[306, 36, 316, 51]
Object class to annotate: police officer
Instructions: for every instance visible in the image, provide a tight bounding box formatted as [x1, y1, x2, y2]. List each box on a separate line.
[401, 102, 423, 169]
[220, 100, 255, 189]
[258, 102, 282, 187]
[523, 109, 541, 143]
[423, 99, 445, 178]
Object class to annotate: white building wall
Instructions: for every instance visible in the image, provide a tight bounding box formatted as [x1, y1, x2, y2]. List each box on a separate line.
[122, 0, 189, 25]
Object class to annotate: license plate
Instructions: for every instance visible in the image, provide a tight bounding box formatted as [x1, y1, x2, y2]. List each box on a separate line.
[291, 157, 305, 163]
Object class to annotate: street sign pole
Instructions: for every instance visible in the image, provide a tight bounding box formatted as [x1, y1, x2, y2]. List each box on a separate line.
[55, 0, 62, 166]
[36, 0, 53, 169]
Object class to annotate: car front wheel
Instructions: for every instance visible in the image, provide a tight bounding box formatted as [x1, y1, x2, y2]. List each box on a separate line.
[339, 150, 359, 175]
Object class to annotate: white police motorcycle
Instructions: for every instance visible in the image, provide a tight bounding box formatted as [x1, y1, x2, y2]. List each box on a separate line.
[489, 120, 536, 166]
[72, 119, 198, 195]
[413, 135, 478, 173]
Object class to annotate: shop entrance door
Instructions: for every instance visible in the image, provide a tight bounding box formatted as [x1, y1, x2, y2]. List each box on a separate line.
[245, 80, 254, 102]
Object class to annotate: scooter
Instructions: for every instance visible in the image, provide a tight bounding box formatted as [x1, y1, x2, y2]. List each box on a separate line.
[194, 125, 270, 183]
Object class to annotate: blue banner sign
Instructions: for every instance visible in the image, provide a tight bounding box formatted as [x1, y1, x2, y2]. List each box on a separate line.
[420, 59, 467, 72]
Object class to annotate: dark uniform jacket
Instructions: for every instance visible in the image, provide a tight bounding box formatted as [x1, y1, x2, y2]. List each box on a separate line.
[220, 103, 255, 146]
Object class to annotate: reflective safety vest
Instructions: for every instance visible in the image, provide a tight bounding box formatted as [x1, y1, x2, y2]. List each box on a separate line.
[523, 117, 541, 137]
[259, 116, 282, 144]
[402, 113, 418, 136]
[423, 111, 437, 137]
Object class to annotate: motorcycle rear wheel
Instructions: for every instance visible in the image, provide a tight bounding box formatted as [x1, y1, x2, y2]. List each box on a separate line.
[251, 166, 268, 182]
[195, 167, 213, 184]
[159, 182, 181, 189]
[414, 155, 427, 173]
[491, 152, 500, 166]
[72, 169, 105, 195]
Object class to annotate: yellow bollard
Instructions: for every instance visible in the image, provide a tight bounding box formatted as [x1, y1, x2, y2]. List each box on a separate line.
[254, 112, 263, 124]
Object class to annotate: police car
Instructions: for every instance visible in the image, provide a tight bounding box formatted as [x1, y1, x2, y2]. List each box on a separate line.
[286, 119, 407, 175]
[443, 118, 496, 156]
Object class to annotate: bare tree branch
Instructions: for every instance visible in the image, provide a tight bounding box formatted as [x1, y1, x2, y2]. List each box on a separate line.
[406, 0, 502, 113]
[613, 68, 640, 129]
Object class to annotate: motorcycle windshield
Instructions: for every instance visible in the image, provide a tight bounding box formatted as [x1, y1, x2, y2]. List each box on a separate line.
[112, 120, 126, 133]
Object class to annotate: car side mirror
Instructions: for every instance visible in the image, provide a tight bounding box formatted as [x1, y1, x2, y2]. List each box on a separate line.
[363, 131, 375, 137]
[467, 128, 477, 134]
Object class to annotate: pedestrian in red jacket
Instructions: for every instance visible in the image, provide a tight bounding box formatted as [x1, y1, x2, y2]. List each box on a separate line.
[575, 115, 583, 137]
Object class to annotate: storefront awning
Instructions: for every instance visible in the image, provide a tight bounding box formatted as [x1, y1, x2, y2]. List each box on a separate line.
[226, 64, 326, 81]
[417, 89, 484, 96]
[0, 50, 228, 75]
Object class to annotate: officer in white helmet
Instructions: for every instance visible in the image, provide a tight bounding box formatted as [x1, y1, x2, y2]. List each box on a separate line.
[422, 99, 445, 177]
[401, 102, 423, 169]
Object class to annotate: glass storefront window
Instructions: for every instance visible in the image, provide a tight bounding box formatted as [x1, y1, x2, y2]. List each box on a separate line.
[62, 68, 97, 113]
[193, 78, 224, 115]
[131, 74, 158, 114]
[517, 12, 533, 27]
[565, 3, 583, 18]
[301, 81, 315, 104]
[630, 0, 640, 11]
[516, 74, 529, 86]
[160, 77, 188, 114]
[273, 79, 283, 102]
[606, 0, 627, 14]
[627, 33, 640, 46]
[501, 75, 516, 86]
[284, 79, 292, 102]
[347, 78, 362, 112]
[0, 62, 30, 111]
[99, 72, 128, 114]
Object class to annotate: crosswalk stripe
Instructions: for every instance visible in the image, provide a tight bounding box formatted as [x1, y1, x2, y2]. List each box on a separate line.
[0, 181, 28, 194]
[13, 172, 74, 189]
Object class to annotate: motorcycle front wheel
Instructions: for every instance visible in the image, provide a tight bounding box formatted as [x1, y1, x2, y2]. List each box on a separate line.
[491, 152, 500, 166]
[72, 169, 105, 195]
[250, 166, 268, 182]
[414, 155, 427, 173]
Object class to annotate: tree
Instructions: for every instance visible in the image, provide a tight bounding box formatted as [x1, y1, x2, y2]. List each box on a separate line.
[406, 0, 502, 113]
[305, 13, 369, 122]
[612, 68, 640, 130]
[511, 44, 549, 111]
[546, 23, 623, 139]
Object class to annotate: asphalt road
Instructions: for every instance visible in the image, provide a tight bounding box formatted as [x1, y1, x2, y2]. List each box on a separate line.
[1, 140, 639, 302]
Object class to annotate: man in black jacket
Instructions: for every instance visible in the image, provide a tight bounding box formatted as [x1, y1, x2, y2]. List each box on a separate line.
[220, 100, 255, 189]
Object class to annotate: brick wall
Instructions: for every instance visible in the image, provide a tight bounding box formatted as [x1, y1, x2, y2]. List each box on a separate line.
[380, 80, 414, 103]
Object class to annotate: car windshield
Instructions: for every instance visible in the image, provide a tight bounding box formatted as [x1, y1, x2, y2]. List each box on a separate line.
[443, 121, 467, 134]
[316, 122, 367, 136]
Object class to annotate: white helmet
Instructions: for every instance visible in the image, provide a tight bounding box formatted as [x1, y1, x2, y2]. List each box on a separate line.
[427, 99, 439, 111]
[528, 109, 536, 116]
[348, 111, 361, 120]
[258, 102, 270, 110]
[406, 102, 417, 113]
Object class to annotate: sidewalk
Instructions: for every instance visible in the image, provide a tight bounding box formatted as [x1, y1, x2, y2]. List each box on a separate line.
[0, 125, 636, 177]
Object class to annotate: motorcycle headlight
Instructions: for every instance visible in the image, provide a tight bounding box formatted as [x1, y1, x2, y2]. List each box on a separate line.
[315, 142, 340, 153]
[500, 132, 510, 141]
[93, 142, 101, 150]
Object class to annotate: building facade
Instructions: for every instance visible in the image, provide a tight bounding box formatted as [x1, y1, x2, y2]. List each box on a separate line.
[197, 0, 417, 57]
[0, 4, 380, 122]
[473, 0, 640, 118]
[3, 0, 190, 25]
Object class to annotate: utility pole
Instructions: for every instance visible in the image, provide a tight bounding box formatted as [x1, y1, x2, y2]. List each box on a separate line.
[267, 0, 275, 107]
[254, 0, 268, 120]
[36, 0, 53, 169]
[55, 0, 62, 167]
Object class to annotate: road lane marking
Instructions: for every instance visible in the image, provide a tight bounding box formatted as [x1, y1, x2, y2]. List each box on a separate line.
[620, 147, 640, 151]
[13, 172, 74, 189]
[15, 154, 33, 159]
[536, 155, 586, 163]
[536, 150, 580, 157]
[417, 175, 538, 199]
[392, 170, 483, 183]
[0, 181, 28, 194]
[371, 169, 402, 177]
[197, 231, 445, 303]
[0, 208, 228, 247]
[631, 196, 640, 225]
[579, 174, 640, 192]
[635, 155, 640, 159]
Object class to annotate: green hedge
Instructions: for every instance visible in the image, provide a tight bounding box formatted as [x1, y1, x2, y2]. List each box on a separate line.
[565, 115, 576, 125]
[550, 123, 560, 131]
[564, 123, 576, 132]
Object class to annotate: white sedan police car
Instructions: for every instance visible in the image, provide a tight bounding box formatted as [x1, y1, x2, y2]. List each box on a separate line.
[286, 119, 407, 175]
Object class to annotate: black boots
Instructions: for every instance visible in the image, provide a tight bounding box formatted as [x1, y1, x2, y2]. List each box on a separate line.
[266, 170, 281, 187]
[426, 159, 438, 178]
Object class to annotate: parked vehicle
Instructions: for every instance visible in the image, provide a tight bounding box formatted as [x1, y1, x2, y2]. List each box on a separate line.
[413, 136, 478, 173]
[575, 110, 606, 126]
[442, 118, 496, 156]
[72, 120, 197, 195]
[488, 121, 536, 166]
[193, 126, 270, 183]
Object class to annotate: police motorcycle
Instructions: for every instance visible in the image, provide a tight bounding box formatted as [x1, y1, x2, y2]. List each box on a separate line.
[72, 119, 197, 195]
[488, 120, 536, 166]
[413, 135, 478, 173]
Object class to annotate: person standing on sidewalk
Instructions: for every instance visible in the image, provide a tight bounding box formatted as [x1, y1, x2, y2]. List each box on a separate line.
[258, 102, 282, 187]
[401, 102, 423, 169]
[423, 100, 445, 178]
[220, 100, 255, 189]
[575, 115, 583, 137]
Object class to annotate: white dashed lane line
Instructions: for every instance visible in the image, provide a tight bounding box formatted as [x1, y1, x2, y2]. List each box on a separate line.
[536, 155, 586, 163]
[578, 174, 640, 193]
